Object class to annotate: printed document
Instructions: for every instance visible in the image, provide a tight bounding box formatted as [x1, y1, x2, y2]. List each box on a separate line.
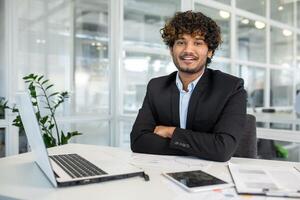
[228, 162, 300, 197]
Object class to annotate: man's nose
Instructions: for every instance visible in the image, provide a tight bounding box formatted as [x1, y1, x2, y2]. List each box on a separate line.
[183, 42, 194, 52]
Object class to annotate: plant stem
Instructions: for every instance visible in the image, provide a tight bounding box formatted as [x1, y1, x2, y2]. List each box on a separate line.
[38, 81, 61, 145]
[31, 83, 55, 141]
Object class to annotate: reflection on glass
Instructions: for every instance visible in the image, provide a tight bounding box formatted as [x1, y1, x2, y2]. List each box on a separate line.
[270, 69, 293, 106]
[239, 65, 266, 108]
[214, 0, 231, 5]
[0, 128, 5, 157]
[124, 0, 180, 48]
[209, 61, 231, 74]
[236, 0, 265, 16]
[273, 141, 300, 162]
[296, 70, 300, 117]
[122, 51, 175, 114]
[270, 0, 294, 26]
[67, 121, 110, 146]
[237, 16, 266, 63]
[46, 2, 71, 92]
[298, 2, 300, 28]
[73, 0, 110, 115]
[0, 0, 4, 117]
[119, 120, 134, 148]
[298, 34, 300, 68]
[19, 129, 28, 154]
[0, 97, 4, 119]
[270, 26, 293, 66]
[194, 4, 230, 58]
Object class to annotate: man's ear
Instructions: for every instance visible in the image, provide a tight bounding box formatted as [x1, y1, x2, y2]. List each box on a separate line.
[208, 50, 213, 58]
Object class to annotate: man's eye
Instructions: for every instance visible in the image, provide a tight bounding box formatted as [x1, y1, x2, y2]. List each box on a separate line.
[195, 41, 204, 46]
[176, 41, 184, 45]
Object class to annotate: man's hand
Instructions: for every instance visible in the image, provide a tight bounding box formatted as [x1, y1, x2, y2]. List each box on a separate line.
[154, 125, 176, 138]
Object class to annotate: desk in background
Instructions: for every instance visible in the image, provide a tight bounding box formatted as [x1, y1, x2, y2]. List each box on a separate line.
[0, 144, 300, 200]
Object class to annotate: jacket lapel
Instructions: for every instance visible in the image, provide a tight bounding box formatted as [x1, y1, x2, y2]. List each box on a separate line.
[186, 69, 210, 129]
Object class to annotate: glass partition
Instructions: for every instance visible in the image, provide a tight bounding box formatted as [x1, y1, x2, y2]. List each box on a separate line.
[270, 0, 294, 26]
[270, 69, 293, 107]
[73, 0, 110, 116]
[298, 34, 300, 68]
[121, 51, 175, 114]
[298, 1, 300, 28]
[194, 4, 230, 58]
[236, 0, 266, 17]
[0, 128, 5, 157]
[0, 0, 5, 119]
[122, 0, 180, 115]
[67, 121, 110, 146]
[237, 16, 266, 63]
[124, 0, 180, 48]
[213, 0, 231, 5]
[239, 65, 266, 108]
[270, 26, 293, 66]
[209, 61, 231, 74]
[119, 120, 134, 148]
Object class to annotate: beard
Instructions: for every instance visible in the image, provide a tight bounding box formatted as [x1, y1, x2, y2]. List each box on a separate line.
[172, 52, 207, 74]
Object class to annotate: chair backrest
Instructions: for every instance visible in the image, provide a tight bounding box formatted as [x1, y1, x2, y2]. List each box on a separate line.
[234, 114, 257, 158]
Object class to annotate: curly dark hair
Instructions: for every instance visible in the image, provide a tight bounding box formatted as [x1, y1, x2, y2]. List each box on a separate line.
[161, 10, 222, 63]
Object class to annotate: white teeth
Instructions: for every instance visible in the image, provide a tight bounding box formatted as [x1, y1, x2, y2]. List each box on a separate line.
[182, 57, 194, 60]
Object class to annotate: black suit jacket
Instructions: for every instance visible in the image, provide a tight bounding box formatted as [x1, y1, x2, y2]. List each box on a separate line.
[130, 68, 247, 162]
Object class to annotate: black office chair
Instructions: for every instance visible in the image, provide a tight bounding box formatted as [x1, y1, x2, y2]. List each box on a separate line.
[234, 114, 257, 158]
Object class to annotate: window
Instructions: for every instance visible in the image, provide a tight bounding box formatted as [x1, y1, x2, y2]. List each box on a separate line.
[194, 4, 230, 58]
[236, 16, 266, 63]
[73, 0, 110, 116]
[298, 1, 300, 28]
[213, 0, 231, 5]
[270, 0, 294, 26]
[239, 65, 266, 108]
[236, 0, 266, 17]
[209, 61, 231, 74]
[270, 26, 293, 66]
[0, 128, 5, 157]
[270, 69, 293, 107]
[68, 121, 110, 146]
[0, 0, 5, 120]
[121, 51, 175, 114]
[298, 34, 300, 68]
[120, 0, 180, 147]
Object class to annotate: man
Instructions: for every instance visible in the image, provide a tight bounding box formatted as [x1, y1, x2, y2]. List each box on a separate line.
[130, 11, 247, 162]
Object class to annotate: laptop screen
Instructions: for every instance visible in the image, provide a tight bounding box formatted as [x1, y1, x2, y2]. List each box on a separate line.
[16, 92, 58, 187]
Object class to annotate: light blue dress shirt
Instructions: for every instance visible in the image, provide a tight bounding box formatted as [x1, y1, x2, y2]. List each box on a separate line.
[176, 72, 202, 129]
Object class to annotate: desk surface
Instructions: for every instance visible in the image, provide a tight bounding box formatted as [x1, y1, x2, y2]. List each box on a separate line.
[0, 144, 300, 200]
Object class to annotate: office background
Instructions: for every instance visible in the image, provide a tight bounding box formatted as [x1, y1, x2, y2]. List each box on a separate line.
[0, 0, 300, 161]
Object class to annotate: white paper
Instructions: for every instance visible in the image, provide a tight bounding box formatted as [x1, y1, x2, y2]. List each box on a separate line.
[229, 162, 300, 197]
[129, 153, 211, 169]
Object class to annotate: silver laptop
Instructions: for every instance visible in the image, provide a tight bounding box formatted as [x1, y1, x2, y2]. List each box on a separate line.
[16, 92, 148, 187]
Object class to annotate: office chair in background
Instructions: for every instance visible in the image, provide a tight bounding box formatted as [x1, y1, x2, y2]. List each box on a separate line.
[234, 114, 257, 158]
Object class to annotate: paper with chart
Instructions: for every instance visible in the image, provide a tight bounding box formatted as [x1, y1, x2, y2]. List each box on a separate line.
[229, 162, 300, 197]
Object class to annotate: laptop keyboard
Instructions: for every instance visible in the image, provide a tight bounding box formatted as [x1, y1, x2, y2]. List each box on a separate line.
[49, 154, 107, 178]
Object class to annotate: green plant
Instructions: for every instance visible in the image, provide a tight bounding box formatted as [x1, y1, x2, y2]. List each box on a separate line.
[0, 73, 81, 147]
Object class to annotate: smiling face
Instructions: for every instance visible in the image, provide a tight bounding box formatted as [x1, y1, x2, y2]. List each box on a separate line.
[170, 34, 212, 76]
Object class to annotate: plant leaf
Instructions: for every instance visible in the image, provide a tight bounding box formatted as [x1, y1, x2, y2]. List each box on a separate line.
[37, 75, 44, 82]
[45, 84, 54, 90]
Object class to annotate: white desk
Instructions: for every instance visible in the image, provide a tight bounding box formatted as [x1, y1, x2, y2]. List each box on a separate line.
[0, 144, 300, 200]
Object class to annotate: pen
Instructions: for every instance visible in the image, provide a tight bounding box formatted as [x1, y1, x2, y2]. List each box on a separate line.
[294, 166, 300, 173]
[263, 188, 300, 198]
[143, 172, 150, 181]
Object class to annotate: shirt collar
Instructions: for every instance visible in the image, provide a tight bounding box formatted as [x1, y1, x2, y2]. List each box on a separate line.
[176, 71, 202, 93]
